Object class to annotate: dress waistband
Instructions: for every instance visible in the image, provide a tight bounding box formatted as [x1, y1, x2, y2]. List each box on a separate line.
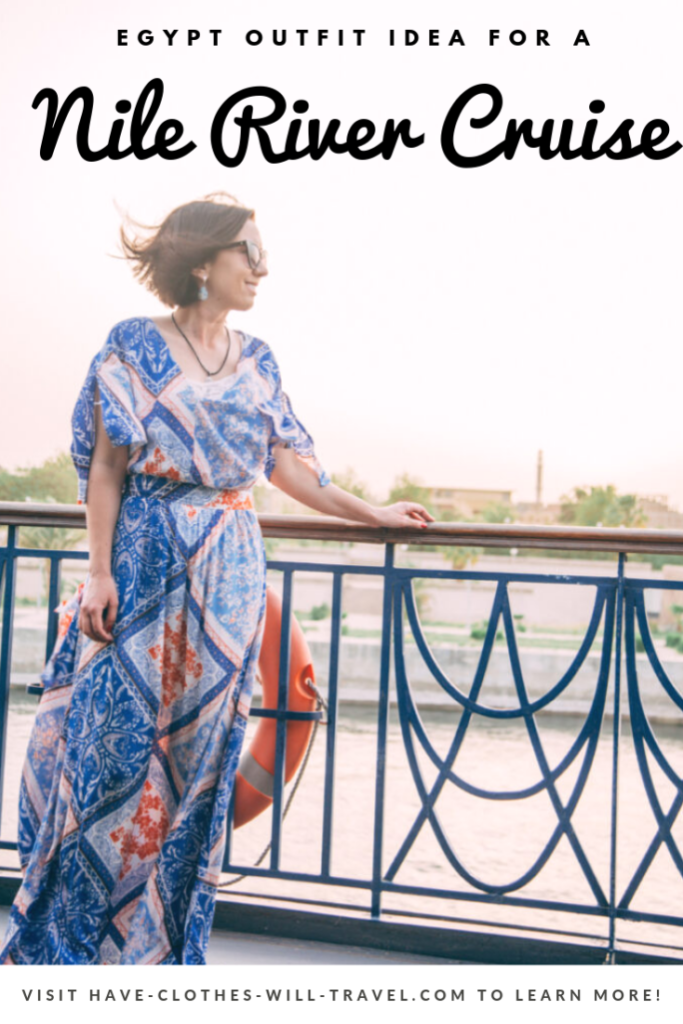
[123, 474, 254, 511]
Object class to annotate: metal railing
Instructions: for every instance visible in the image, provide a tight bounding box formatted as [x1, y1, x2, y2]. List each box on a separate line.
[2, 501, 683, 964]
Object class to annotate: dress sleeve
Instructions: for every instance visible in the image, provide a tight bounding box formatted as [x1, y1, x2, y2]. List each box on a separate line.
[70, 328, 148, 503]
[256, 342, 330, 487]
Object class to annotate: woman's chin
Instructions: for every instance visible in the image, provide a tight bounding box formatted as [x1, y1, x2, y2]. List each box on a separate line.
[224, 295, 255, 312]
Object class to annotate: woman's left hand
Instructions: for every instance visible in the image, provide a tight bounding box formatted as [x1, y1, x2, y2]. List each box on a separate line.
[373, 502, 435, 530]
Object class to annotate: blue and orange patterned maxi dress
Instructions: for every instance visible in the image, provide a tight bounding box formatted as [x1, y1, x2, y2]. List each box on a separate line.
[0, 316, 329, 965]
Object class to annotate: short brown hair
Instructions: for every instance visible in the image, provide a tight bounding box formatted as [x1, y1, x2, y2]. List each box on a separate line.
[120, 192, 255, 307]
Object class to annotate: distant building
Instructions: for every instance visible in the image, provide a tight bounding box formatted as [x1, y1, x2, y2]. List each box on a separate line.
[637, 495, 683, 530]
[513, 502, 563, 525]
[513, 494, 683, 530]
[257, 476, 683, 532]
[426, 487, 513, 519]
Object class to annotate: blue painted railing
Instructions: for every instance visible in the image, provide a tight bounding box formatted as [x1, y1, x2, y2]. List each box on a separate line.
[2, 502, 683, 963]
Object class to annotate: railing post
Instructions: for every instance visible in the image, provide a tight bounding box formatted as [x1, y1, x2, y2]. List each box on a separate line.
[0, 525, 17, 829]
[45, 556, 62, 662]
[371, 542, 394, 919]
[270, 569, 293, 871]
[607, 551, 627, 963]
[320, 571, 342, 878]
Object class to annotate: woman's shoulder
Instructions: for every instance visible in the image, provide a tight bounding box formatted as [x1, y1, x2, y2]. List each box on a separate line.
[243, 333, 282, 388]
[241, 329, 269, 356]
[97, 317, 178, 391]
[105, 316, 156, 349]
[89, 316, 151, 360]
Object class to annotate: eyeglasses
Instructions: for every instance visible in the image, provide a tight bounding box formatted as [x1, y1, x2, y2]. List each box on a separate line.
[222, 240, 268, 271]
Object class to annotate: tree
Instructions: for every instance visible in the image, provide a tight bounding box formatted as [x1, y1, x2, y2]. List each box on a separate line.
[443, 546, 480, 571]
[0, 454, 82, 600]
[388, 473, 434, 514]
[559, 486, 647, 528]
[386, 474, 482, 566]
[481, 501, 514, 524]
[0, 452, 78, 505]
[432, 503, 480, 570]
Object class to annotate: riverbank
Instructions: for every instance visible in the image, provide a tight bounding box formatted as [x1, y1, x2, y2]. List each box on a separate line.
[10, 632, 683, 723]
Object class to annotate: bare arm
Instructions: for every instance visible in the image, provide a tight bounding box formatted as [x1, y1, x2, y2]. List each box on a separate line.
[78, 387, 129, 642]
[268, 446, 435, 530]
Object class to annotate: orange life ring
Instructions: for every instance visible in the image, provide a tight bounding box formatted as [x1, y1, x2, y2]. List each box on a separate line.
[232, 586, 318, 829]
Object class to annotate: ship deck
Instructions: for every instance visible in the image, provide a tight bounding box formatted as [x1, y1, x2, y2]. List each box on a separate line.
[0, 906, 463, 965]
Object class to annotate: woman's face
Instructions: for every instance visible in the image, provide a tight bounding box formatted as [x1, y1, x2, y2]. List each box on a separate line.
[199, 218, 269, 311]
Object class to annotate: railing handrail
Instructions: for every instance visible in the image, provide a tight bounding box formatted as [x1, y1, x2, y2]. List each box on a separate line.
[2, 499, 683, 555]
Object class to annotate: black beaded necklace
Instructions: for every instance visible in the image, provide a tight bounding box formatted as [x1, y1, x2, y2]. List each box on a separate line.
[171, 312, 232, 378]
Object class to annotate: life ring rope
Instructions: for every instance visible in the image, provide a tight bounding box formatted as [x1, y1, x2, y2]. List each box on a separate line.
[232, 587, 323, 828]
[218, 677, 328, 889]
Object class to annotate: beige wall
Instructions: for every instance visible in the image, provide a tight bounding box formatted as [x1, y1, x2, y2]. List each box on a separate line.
[660, 566, 683, 630]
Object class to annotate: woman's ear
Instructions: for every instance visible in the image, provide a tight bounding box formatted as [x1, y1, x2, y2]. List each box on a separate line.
[191, 265, 209, 284]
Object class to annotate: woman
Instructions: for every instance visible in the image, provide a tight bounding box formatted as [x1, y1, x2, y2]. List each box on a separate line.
[0, 194, 433, 965]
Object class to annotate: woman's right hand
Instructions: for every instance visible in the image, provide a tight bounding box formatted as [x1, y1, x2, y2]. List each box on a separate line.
[78, 572, 119, 643]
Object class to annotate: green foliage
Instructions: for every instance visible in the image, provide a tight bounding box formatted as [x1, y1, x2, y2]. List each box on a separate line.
[388, 473, 434, 514]
[665, 605, 683, 651]
[294, 603, 332, 622]
[637, 554, 683, 570]
[310, 602, 330, 621]
[430, 501, 480, 567]
[443, 547, 480, 570]
[1, 453, 83, 601]
[470, 619, 503, 642]
[0, 452, 78, 505]
[481, 502, 514, 524]
[559, 485, 646, 528]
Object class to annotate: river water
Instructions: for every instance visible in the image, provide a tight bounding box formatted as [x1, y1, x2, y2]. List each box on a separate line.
[3, 692, 683, 959]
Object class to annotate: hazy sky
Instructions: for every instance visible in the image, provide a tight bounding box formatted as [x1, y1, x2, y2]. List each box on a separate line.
[0, 0, 680, 506]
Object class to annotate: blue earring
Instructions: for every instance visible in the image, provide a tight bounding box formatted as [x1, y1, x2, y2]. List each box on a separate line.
[198, 279, 209, 301]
